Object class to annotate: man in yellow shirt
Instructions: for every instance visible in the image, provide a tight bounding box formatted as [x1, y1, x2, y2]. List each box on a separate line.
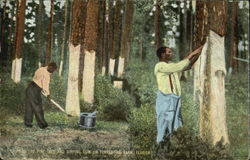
[24, 62, 57, 129]
[154, 46, 203, 143]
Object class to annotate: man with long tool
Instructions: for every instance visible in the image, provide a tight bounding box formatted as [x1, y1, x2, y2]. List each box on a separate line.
[154, 45, 203, 143]
[24, 62, 57, 129]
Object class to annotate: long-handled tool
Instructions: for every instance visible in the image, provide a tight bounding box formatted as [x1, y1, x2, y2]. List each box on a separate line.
[50, 99, 65, 113]
[42, 93, 72, 116]
[49, 98, 72, 117]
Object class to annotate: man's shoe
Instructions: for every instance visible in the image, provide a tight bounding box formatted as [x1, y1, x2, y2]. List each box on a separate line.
[25, 124, 33, 128]
[39, 124, 48, 129]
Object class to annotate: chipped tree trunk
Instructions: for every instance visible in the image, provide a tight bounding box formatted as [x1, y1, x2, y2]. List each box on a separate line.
[102, 1, 109, 75]
[118, 0, 133, 78]
[110, 0, 123, 76]
[82, 0, 99, 104]
[77, 0, 87, 92]
[11, 0, 26, 83]
[66, 44, 81, 116]
[107, 0, 115, 75]
[193, 1, 229, 145]
[65, 0, 86, 117]
[59, 0, 69, 76]
[97, 0, 106, 74]
[45, 0, 54, 65]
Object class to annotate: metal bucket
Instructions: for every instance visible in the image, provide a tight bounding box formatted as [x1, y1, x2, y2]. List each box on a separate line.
[79, 112, 96, 129]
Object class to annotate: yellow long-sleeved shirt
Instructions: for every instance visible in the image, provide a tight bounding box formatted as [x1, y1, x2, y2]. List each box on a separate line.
[154, 59, 190, 96]
[33, 66, 51, 96]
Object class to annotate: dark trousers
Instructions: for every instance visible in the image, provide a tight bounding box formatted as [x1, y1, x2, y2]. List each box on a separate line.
[24, 81, 48, 128]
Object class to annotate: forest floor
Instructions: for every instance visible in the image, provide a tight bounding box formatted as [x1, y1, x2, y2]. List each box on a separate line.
[0, 112, 134, 160]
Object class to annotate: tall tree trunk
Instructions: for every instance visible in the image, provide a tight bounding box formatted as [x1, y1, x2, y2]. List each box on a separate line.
[117, 0, 133, 78]
[0, 0, 7, 66]
[77, 0, 87, 92]
[154, 0, 162, 49]
[82, 0, 99, 104]
[103, 1, 110, 75]
[109, 0, 123, 76]
[11, 0, 26, 83]
[193, 0, 229, 145]
[108, 0, 115, 75]
[229, 1, 238, 75]
[45, 0, 54, 65]
[35, 0, 45, 68]
[65, 0, 85, 117]
[59, 0, 69, 76]
[97, 0, 106, 74]
[102, 1, 109, 75]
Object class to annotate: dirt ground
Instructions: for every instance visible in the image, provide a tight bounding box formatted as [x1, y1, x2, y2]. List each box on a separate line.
[0, 113, 133, 160]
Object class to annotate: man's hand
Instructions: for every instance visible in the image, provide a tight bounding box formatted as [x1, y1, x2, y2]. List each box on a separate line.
[47, 95, 51, 102]
[187, 45, 204, 60]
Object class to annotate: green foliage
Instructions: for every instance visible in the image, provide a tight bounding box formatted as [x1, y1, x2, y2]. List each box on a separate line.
[154, 127, 233, 160]
[128, 104, 156, 159]
[45, 74, 67, 112]
[0, 73, 27, 116]
[125, 61, 157, 106]
[180, 80, 199, 134]
[94, 74, 135, 121]
[127, 104, 232, 160]
[226, 73, 248, 158]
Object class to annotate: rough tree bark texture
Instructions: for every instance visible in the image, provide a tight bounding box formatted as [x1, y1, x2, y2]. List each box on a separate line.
[35, 0, 45, 68]
[65, 0, 85, 117]
[59, 0, 69, 76]
[77, 0, 87, 92]
[193, 0, 229, 145]
[109, 0, 122, 76]
[117, 0, 133, 78]
[107, 0, 114, 75]
[45, 0, 54, 65]
[82, 0, 99, 104]
[154, 0, 161, 49]
[97, 0, 106, 74]
[11, 0, 26, 83]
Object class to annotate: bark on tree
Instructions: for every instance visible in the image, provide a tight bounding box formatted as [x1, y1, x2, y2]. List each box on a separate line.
[77, 0, 87, 92]
[154, 0, 163, 49]
[109, 0, 122, 76]
[11, 0, 26, 83]
[0, 0, 6, 63]
[65, 0, 85, 117]
[45, 0, 54, 65]
[229, 1, 238, 74]
[102, 1, 109, 75]
[0, 0, 9, 66]
[107, 0, 114, 75]
[59, 0, 69, 76]
[118, 0, 133, 78]
[82, 0, 99, 104]
[97, 0, 106, 74]
[35, 0, 45, 67]
[193, 0, 229, 145]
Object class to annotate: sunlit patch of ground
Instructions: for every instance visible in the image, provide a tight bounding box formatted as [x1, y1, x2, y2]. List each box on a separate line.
[0, 112, 132, 160]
